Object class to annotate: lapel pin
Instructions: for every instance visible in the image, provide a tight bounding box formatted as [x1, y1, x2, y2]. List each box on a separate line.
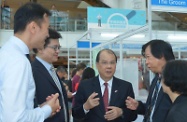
[115, 90, 118, 93]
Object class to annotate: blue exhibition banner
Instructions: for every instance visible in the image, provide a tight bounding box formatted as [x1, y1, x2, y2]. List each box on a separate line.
[152, 0, 187, 8]
[87, 7, 146, 29]
[77, 41, 100, 48]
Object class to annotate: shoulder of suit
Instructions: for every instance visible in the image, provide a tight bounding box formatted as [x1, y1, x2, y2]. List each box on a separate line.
[113, 76, 132, 85]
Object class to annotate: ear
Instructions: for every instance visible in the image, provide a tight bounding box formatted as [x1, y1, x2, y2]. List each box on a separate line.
[96, 62, 99, 69]
[37, 48, 44, 54]
[28, 21, 37, 34]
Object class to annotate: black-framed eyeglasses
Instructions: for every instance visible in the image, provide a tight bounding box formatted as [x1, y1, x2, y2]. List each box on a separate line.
[46, 45, 61, 51]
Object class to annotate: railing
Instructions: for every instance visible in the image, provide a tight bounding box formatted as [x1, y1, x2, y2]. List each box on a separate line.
[0, 9, 184, 32]
[49, 16, 87, 31]
[0, 8, 87, 32]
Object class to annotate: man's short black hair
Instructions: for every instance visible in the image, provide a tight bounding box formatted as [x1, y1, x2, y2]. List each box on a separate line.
[142, 39, 175, 61]
[14, 2, 51, 33]
[33, 28, 62, 53]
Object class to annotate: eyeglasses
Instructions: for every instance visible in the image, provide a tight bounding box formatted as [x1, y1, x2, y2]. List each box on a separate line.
[46, 45, 61, 51]
[99, 61, 116, 66]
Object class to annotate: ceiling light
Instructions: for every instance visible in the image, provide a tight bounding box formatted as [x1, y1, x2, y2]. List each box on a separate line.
[168, 35, 187, 40]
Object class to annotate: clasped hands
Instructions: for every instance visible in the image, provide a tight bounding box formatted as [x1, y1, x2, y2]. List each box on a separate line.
[40, 93, 61, 117]
[83, 92, 123, 121]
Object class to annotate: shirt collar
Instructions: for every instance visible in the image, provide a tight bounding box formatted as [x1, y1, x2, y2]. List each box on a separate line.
[11, 36, 29, 55]
[36, 56, 52, 72]
[99, 75, 113, 87]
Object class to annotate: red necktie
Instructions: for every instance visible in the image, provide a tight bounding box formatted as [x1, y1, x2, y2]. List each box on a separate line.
[103, 83, 108, 111]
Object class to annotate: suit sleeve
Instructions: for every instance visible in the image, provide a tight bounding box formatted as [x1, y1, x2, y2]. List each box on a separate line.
[122, 83, 137, 121]
[72, 81, 88, 120]
[136, 101, 146, 115]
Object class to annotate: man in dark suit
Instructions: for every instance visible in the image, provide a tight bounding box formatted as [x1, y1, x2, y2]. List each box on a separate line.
[72, 49, 137, 122]
[162, 60, 187, 122]
[126, 39, 175, 122]
[32, 28, 69, 122]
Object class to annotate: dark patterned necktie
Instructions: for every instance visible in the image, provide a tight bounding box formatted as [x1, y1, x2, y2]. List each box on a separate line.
[144, 79, 160, 122]
[103, 83, 108, 112]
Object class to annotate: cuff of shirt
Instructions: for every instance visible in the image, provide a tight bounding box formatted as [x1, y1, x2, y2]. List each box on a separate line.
[41, 105, 52, 119]
[83, 105, 89, 114]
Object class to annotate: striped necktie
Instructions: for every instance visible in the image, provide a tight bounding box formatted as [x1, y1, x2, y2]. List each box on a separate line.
[50, 66, 68, 122]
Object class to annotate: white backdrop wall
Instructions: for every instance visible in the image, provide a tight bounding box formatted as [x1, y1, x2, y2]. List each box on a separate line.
[115, 59, 139, 97]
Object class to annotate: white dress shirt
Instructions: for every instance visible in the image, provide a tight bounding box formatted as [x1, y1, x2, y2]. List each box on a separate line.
[0, 36, 51, 122]
[99, 75, 113, 102]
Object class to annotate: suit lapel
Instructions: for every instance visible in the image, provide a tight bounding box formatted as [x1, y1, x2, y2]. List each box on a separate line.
[34, 59, 61, 93]
[92, 77, 106, 116]
[109, 77, 120, 106]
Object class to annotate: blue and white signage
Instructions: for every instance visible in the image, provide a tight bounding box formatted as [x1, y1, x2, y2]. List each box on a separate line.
[152, 0, 187, 7]
[87, 7, 146, 30]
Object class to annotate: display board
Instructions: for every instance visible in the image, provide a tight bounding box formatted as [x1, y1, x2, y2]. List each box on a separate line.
[87, 7, 146, 30]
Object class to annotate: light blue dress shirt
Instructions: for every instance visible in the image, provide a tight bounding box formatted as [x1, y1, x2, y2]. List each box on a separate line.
[0, 36, 51, 122]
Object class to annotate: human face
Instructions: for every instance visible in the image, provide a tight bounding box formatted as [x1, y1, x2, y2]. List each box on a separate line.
[144, 46, 166, 74]
[32, 14, 50, 49]
[40, 39, 60, 63]
[96, 51, 116, 81]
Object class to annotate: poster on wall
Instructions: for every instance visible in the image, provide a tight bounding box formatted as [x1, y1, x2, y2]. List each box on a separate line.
[87, 7, 146, 30]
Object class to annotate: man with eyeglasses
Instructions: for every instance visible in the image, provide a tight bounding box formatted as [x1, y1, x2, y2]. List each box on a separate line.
[72, 49, 137, 122]
[32, 28, 69, 122]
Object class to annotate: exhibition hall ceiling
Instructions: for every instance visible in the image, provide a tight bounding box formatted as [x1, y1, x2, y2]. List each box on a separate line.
[3, 0, 187, 30]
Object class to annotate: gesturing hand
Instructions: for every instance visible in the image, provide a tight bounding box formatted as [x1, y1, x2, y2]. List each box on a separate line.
[104, 106, 123, 121]
[83, 92, 100, 110]
[125, 96, 139, 110]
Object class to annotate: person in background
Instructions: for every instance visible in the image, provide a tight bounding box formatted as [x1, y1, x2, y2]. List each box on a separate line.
[126, 39, 175, 122]
[72, 49, 137, 122]
[56, 66, 68, 83]
[75, 67, 96, 91]
[72, 63, 86, 122]
[161, 60, 187, 122]
[32, 28, 69, 122]
[72, 62, 86, 97]
[0, 2, 60, 122]
[50, 4, 58, 17]
[81, 67, 95, 82]
[67, 68, 77, 121]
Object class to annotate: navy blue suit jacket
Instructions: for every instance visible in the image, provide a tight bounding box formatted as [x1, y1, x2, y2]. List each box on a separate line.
[32, 59, 69, 122]
[72, 76, 137, 122]
[137, 74, 172, 122]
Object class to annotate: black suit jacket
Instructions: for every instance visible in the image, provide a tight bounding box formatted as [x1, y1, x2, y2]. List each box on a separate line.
[165, 95, 187, 122]
[137, 74, 172, 122]
[72, 76, 137, 122]
[32, 59, 69, 122]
